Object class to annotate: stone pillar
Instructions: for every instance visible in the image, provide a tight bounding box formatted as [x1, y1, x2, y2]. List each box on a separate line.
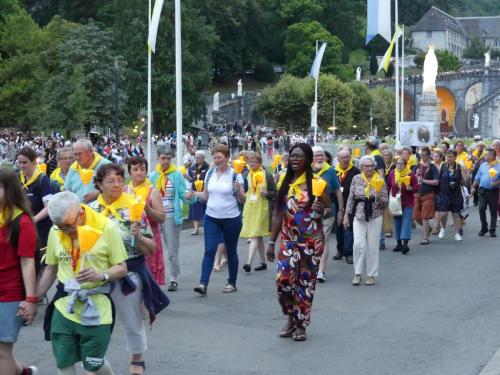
[418, 92, 441, 141]
[211, 110, 220, 123]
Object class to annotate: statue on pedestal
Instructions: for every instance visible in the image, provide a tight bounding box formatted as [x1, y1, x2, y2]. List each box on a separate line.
[356, 67, 361, 81]
[473, 113, 479, 129]
[422, 46, 438, 94]
[213, 92, 219, 112]
[484, 49, 491, 68]
[237, 79, 243, 97]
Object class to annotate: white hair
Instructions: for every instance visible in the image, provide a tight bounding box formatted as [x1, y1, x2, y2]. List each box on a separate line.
[195, 150, 206, 158]
[359, 155, 376, 167]
[74, 138, 94, 151]
[48, 191, 80, 224]
[312, 146, 324, 154]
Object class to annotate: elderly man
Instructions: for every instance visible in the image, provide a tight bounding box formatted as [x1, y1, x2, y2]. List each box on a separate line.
[64, 139, 110, 203]
[312, 146, 344, 282]
[36, 191, 128, 375]
[333, 149, 361, 263]
[149, 146, 193, 292]
[50, 147, 74, 190]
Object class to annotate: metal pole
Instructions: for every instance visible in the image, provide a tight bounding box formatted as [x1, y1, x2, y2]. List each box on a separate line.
[147, 0, 152, 172]
[395, 0, 400, 146]
[370, 107, 373, 134]
[401, 25, 405, 122]
[332, 99, 336, 140]
[114, 58, 120, 140]
[175, 0, 183, 166]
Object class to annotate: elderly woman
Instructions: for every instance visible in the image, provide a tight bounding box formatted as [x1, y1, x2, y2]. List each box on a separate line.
[125, 156, 166, 285]
[90, 164, 169, 375]
[240, 152, 276, 272]
[16, 146, 54, 251]
[344, 155, 388, 286]
[186, 150, 210, 235]
[387, 158, 418, 254]
[0, 169, 38, 375]
[266, 143, 331, 342]
[190, 143, 246, 294]
[50, 147, 74, 190]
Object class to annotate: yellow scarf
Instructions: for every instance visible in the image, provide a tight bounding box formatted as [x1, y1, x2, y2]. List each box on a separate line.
[19, 166, 43, 189]
[361, 172, 382, 198]
[394, 167, 411, 187]
[335, 160, 353, 182]
[0, 206, 23, 228]
[314, 162, 331, 177]
[155, 164, 177, 194]
[385, 162, 395, 176]
[278, 172, 307, 201]
[407, 154, 418, 169]
[58, 205, 107, 272]
[70, 152, 103, 172]
[473, 149, 485, 160]
[370, 149, 382, 158]
[128, 179, 152, 202]
[457, 151, 468, 164]
[50, 167, 65, 187]
[96, 192, 134, 222]
[488, 160, 499, 167]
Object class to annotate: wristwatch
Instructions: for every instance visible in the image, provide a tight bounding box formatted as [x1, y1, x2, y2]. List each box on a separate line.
[101, 272, 110, 281]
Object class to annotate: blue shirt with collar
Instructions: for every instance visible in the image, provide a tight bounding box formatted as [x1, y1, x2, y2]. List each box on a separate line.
[475, 162, 500, 190]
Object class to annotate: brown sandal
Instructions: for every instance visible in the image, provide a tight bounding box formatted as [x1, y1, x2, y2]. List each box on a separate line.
[130, 361, 145, 375]
[279, 325, 296, 338]
[293, 331, 307, 341]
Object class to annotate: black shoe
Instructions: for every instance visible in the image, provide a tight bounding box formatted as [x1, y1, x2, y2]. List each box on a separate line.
[490, 232, 497, 238]
[379, 243, 386, 251]
[346, 256, 353, 264]
[194, 284, 207, 295]
[243, 264, 251, 272]
[168, 281, 178, 291]
[479, 229, 488, 237]
[332, 252, 344, 260]
[254, 263, 267, 271]
[393, 244, 403, 252]
[458, 228, 464, 236]
[402, 246, 410, 255]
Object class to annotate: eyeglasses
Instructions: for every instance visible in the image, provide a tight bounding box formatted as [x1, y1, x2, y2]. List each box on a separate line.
[363, 164, 375, 168]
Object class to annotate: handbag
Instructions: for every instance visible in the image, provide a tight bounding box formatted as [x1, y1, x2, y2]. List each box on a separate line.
[388, 193, 403, 216]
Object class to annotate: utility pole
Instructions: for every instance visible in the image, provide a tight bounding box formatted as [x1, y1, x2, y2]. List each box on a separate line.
[114, 57, 120, 140]
[370, 107, 373, 134]
[332, 99, 336, 140]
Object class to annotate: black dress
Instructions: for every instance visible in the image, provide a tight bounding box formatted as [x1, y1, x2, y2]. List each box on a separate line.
[436, 163, 463, 213]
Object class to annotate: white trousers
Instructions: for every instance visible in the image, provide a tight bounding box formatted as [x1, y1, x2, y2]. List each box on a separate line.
[353, 216, 383, 277]
[111, 272, 147, 355]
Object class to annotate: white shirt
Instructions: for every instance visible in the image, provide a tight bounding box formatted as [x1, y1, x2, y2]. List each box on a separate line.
[205, 167, 240, 219]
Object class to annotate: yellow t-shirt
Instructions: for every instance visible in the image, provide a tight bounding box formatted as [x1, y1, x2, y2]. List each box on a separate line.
[45, 218, 128, 325]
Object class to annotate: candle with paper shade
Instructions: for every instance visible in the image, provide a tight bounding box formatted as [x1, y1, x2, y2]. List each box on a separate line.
[252, 171, 264, 192]
[129, 198, 146, 247]
[312, 178, 327, 197]
[465, 160, 473, 170]
[273, 154, 282, 165]
[489, 168, 497, 178]
[39, 163, 47, 174]
[79, 169, 94, 185]
[373, 176, 384, 192]
[178, 166, 187, 176]
[353, 148, 361, 158]
[232, 159, 246, 184]
[77, 225, 102, 270]
[194, 175, 204, 192]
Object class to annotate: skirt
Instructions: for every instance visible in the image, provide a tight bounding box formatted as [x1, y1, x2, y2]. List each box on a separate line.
[189, 201, 206, 221]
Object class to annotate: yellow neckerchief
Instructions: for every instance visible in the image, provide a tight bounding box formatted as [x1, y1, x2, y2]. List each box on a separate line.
[407, 154, 418, 169]
[487, 160, 499, 167]
[70, 152, 103, 172]
[473, 149, 485, 160]
[19, 165, 43, 189]
[278, 172, 307, 201]
[335, 160, 353, 181]
[96, 192, 134, 222]
[370, 149, 382, 158]
[58, 205, 107, 271]
[249, 166, 265, 192]
[361, 172, 381, 198]
[394, 167, 410, 187]
[385, 162, 395, 176]
[457, 151, 468, 164]
[314, 162, 331, 177]
[155, 164, 177, 194]
[0, 206, 23, 228]
[128, 179, 152, 202]
[50, 167, 65, 187]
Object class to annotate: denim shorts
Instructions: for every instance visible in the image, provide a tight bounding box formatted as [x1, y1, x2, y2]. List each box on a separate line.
[0, 301, 23, 343]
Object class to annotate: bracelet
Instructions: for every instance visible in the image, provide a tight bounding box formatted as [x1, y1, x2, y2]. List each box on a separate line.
[269, 241, 276, 245]
[25, 296, 39, 303]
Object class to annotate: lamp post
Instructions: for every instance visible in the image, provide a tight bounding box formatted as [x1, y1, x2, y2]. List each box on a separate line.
[114, 58, 120, 140]
[332, 99, 336, 140]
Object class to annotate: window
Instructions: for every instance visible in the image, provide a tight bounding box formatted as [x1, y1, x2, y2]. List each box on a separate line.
[427, 31, 432, 38]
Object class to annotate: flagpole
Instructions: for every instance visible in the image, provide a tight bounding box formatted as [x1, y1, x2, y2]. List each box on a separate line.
[175, 0, 183, 166]
[394, 0, 400, 146]
[314, 40, 319, 145]
[400, 25, 405, 123]
[147, 0, 152, 173]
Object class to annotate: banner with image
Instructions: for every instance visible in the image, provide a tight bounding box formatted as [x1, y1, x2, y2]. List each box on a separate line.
[399, 122, 435, 146]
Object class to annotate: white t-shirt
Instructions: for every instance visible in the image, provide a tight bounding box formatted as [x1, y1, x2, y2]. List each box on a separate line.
[205, 168, 240, 219]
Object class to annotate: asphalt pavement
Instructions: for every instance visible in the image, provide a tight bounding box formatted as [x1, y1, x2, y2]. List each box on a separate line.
[14, 206, 500, 375]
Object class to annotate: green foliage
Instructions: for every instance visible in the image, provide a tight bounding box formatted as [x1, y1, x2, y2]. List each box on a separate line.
[369, 51, 378, 76]
[462, 38, 487, 59]
[255, 60, 275, 82]
[435, 50, 461, 72]
[348, 81, 372, 134]
[370, 87, 395, 136]
[385, 62, 394, 78]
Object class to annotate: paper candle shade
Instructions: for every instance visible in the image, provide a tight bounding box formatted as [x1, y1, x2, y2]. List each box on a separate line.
[178, 166, 187, 176]
[239, 156, 245, 161]
[78, 225, 102, 253]
[79, 169, 94, 185]
[271, 162, 277, 170]
[129, 199, 146, 222]
[401, 176, 411, 186]
[194, 180, 204, 192]
[373, 178, 384, 192]
[312, 178, 327, 197]
[489, 168, 497, 178]
[273, 154, 282, 164]
[232, 159, 246, 174]
[465, 160, 473, 170]
[39, 163, 47, 174]
[353, 148, 361, 158]
[253, 171, 264, 186]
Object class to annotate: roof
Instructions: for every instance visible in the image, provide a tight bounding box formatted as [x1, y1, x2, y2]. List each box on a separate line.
[411, 6, 465, 35]
[456, 16, 500, 38]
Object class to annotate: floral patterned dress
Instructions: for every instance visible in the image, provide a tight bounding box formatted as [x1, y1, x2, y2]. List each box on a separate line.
[276, 189, 324, 329]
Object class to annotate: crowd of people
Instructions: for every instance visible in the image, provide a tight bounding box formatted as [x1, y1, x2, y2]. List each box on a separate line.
[1, 130, 499, 373]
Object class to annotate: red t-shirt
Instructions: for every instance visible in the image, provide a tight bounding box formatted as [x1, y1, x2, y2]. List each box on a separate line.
[0, 213, 37, 302]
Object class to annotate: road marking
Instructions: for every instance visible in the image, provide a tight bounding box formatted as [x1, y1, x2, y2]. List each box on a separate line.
[480, 347, 500, 375]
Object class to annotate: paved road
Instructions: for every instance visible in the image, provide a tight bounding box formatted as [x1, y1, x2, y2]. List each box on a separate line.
[15, 207, 500, 375]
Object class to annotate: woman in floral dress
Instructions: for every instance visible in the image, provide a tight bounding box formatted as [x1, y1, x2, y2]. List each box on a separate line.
[266, 143, 331, 342]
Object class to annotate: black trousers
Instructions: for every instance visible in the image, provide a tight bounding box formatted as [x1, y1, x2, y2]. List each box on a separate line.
[478, 188, 499, 232]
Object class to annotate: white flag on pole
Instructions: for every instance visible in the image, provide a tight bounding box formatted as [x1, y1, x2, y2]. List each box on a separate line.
[309, 42, 327, 80]
[366, 0, 391, 44]
[147, 0, 164, 53]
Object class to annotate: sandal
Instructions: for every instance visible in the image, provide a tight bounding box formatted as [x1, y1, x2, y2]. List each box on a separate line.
[292, 331, 307, 342]
[130, 361, 145, 375]
[213, 265, 221, 272]
[279, 322, 296, 338]
[420, 239, 430, 245]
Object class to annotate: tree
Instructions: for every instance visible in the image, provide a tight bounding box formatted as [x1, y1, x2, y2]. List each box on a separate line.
[370, 87, 395, 136]
[435, 50, 461, 72]
[66, 64, 90, 136]
[369, 50, 378, 75]
[255, 60, 275, 82]
[348, 81, 372, 134]
[385, 62, 394, 78]
[462, 38, 487, 59]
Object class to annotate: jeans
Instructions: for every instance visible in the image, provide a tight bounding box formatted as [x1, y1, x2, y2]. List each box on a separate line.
[393, 207, 414, 241]
[201, 214, 242, 286]
[478, 188, 499, 232]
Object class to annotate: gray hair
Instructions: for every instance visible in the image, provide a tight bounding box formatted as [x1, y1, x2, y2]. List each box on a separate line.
[48, 191, 80, 224]
[312, 146, 324, 154]
[195, 150, 206, 159]
[156, 145, 173, 157]
[57, 146, 73, 159]
[337, 149, 351, 158]
[382, 149, 393, 158]
[74, 139, 93, 151]
[359, 155, 376, 167]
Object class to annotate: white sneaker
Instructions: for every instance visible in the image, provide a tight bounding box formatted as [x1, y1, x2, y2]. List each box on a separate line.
[317, 271, 325, 283]
[455, 233, 463, 241]
[438, 228, 446, 239]
[352, 274, 362, 286]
